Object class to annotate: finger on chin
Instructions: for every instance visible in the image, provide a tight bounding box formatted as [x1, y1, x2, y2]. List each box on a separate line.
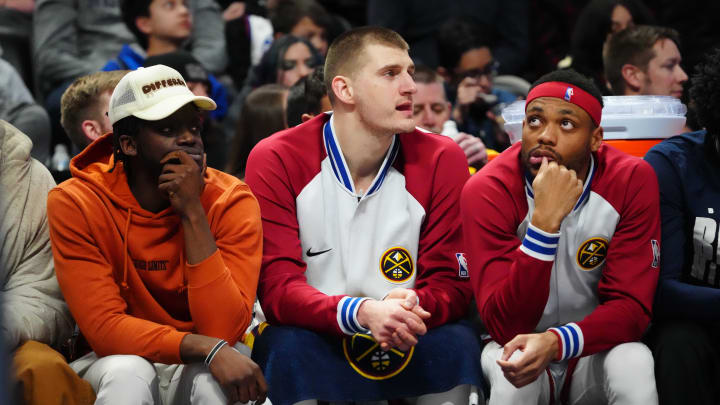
[160, 150, 182, 165]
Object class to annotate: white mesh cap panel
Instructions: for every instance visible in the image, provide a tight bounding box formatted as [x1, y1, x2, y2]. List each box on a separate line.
[112, 80, 136, 109]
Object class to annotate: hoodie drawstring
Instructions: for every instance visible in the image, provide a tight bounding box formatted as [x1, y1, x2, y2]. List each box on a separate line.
[121, 208, 132, 290]
[177, 249, 187, 294]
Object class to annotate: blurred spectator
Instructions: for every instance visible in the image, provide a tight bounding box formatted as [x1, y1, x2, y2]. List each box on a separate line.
[0, 56, 51, 163]
[33, 0, 226, 149]
[286, 67, 330, 127]
[102, 0, 228, 121]
[242, 35, 320, 96]
[270, 0, 333, 56]
[603, 25, 687, 98]
[1, 120, 95, 405]
[437, 19, 516, 152]
[225, 35, 320, 138]
[561, 0, 654, 95]
[222, 5, 274, 90]
[60, 71, 128, 154]
[368, 0, 528, 74]
[0, 0, 34, 89]
[412, 65, 487, 167]
[144, 52, 229, 169]
[226, 84, 287, 178]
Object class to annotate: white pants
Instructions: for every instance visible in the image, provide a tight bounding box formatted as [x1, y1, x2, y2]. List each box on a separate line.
[70, 342, 253, 405]
[481, 341, 658, 405]
[293, 384, 478, 405]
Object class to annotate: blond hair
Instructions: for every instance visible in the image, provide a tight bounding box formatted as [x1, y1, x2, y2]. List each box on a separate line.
[60, 70, 129, 148]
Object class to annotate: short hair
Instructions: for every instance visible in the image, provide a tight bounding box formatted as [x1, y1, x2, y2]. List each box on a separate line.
[604, 25, 682, 95]
[324, 26, 408, 103]
[286, 67, 327, 127]
[413, 64, 441, 85]
[270, 0, 331, 36]
[436, 18, 494, 73]
[60, 70, 128, 149]
[120, 0, 152, 49]
[530, 69, 604, 125]
[226, 84, 288, 176]
[689, 48, 720, 153]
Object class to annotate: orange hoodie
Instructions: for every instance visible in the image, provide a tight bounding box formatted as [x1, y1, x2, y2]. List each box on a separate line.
[47, 133, 262, 364]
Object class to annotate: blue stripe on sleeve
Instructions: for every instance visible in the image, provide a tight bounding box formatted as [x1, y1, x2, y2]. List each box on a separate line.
[526, 226, 560, 244]
[522, 238, 557, 255]
[347, 298, 362, 333]
[567, 325, 580, 358]
[558, 327, 572, 360]
[340, 298, 353, 334]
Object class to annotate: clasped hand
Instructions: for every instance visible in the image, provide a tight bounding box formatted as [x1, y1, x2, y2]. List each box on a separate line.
[356, 288, 431, 351]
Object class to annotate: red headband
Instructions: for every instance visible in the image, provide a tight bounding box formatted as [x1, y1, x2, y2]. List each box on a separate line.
[526, 81, 602, 126]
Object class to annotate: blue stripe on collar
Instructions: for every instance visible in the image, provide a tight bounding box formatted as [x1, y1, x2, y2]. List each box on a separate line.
[323, 117, 354, 193]
[524, 174, 534, 199]
[573, 154, 595, 211]
[524, 155, 596, 211]
[322, 115, 399, 197]
[366, 137, 399, 196]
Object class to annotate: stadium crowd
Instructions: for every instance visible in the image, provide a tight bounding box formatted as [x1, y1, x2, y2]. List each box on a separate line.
[0, 0, 719, 404]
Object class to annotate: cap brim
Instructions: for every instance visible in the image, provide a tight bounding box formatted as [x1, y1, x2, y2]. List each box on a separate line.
[132, 94, 217, 122]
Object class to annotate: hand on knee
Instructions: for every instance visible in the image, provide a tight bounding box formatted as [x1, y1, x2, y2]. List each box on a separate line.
[495, 332, 558, 388]
[208, 345, 268, 404]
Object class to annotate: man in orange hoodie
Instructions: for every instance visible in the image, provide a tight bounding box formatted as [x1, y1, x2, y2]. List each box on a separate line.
[47, 64, 267, 404]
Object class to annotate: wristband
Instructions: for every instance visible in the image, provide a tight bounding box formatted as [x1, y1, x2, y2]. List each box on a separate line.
[204, 339, 228, 368]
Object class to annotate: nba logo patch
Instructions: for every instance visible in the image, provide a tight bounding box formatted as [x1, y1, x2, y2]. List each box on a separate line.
[564, 87, 574, 101]
[456, 253, 469, 278]
[651, 239, 660, 268]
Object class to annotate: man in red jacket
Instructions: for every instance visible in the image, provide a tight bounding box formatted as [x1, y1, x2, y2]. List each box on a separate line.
[246, 26, 482, 404]
[462, 68, 660, 404]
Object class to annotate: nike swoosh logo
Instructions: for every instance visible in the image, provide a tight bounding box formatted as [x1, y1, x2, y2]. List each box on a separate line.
[306, 248, 332, 257]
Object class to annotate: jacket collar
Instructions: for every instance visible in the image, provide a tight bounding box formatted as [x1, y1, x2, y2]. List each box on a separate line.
[524, 154, 596, 212]
[322, 114, 399, 197]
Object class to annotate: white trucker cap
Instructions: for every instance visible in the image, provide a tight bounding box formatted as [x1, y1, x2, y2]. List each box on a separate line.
[108, 64, 216, 125]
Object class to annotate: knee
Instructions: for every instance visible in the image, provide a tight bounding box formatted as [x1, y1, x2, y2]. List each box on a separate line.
[95, 355, 157, 387]
[604, 343, 657, 402]
[482, 343, 545, 403]
[605, 342, 654, 378]
[185, 363, 226, 403]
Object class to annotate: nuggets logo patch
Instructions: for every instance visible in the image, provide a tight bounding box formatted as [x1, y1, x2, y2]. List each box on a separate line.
[380, 247, 414, 283]
[456, 253, 469, 278]
[343, 333, 414, 380]
[576, 238, 608, 270]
